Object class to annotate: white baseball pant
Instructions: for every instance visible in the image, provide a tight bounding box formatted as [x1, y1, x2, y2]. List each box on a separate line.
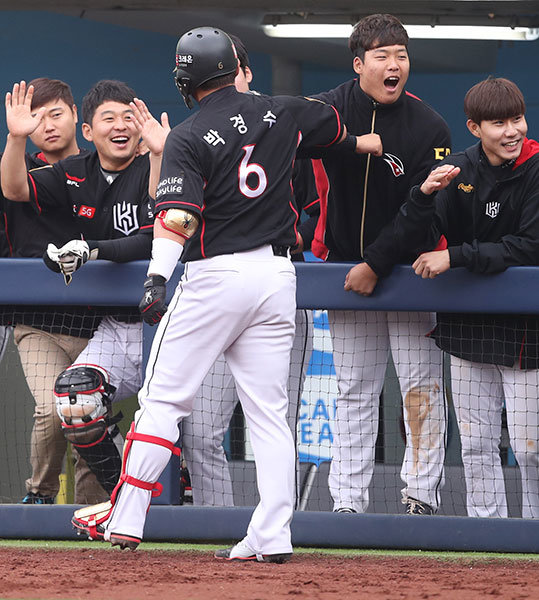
[181, 308, 313, 506]
[451, 356, 539, 518]
[105, 246, 297, 554]
[327, 310, 446, 512]
[73, 317, 143, 402]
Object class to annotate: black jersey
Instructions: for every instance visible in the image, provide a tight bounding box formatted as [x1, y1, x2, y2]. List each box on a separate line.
[26, 151, 154, 242]
[155, 86, 344, 262]
[1, 151, 87, 258]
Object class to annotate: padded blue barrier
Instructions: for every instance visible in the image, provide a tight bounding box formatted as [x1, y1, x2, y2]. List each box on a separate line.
[1, 258, 539, 313]
[0, 505, 538, 553]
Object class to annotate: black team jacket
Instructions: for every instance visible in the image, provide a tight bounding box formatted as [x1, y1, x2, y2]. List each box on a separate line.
[397, 138, 539, 368]
[309, 79, 451, 276]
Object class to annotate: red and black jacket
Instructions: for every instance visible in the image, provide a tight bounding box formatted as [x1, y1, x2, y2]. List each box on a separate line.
[309, 79, 451, 276]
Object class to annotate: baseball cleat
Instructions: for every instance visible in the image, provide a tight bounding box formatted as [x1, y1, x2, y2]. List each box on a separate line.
[72, 518, 106, 541]
[109, 533, 141, 551]
[403, 496, 435, 515]
[333, 507, 357, 514]
[215, 540, 291, 563]
[71, 500, 112, 541]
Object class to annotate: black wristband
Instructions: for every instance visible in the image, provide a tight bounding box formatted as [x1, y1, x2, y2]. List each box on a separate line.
[144, 275, 166, 287]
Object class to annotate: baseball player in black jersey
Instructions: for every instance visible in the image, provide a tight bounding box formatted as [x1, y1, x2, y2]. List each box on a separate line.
[309, 14, 451, 516]
[69, 26, 382, 558]
[1, 79, 167, 498]
[180, 34, 320, 507]
[0, 77, 106, 504]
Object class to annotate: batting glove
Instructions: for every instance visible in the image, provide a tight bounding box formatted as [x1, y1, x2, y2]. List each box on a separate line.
[44, 239, 95, 286]
[139, 275, 167, 325]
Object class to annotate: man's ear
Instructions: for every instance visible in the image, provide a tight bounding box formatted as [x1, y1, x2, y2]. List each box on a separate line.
[466, 119, 482, 139]
[353, 56, 364, 76]
[81, 122, 93, 142]
[72, 105, 78, 125]
[245, 66, 253, 85]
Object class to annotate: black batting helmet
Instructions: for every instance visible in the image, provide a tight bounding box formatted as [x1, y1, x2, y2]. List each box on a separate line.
[174, 27, 238, 109]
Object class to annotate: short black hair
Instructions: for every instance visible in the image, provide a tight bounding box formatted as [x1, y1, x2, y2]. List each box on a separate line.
[349, 13, 409, 60]
[228, 34, 249, 72]
[29, 78, 74, 111]
[82, 79, 136, 125]
[464, 77, 526, 124]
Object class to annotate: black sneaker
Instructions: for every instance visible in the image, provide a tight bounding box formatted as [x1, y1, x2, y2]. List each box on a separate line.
[403, 496, 435, 515]
[215, 540, 291, 563]
[21, 492, 54, 505]
[334, 507, 357, 514]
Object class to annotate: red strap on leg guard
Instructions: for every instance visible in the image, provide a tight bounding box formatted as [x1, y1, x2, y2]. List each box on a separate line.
[120, 474, 163, 498]
[110, 423, 181, 500]
[126, 429, 181, 456]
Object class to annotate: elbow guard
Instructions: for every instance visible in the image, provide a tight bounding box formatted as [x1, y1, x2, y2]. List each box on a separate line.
[157, 208, 200, 240]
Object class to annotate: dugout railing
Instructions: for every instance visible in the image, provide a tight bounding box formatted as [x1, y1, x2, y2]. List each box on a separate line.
[0, 259, 538, 553]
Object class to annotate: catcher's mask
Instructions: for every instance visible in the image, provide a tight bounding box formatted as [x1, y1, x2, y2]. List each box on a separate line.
[173, 26, 238, 109]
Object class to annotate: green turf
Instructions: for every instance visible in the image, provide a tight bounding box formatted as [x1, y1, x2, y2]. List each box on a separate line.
[0, 539, 537, 561]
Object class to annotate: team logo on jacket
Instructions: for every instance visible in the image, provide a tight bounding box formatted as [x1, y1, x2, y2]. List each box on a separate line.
[485, 202, 500, 219]
[458, 183, 474, 193]
[66, 172, 86, 188]
[383, 153, 404, 177]
[113, 201, 139, 235]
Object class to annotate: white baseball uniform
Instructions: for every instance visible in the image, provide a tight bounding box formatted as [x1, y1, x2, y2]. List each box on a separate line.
[328, 309, 446, 512]
[181, 308, 313, 506]
[451, 356, 539, 518]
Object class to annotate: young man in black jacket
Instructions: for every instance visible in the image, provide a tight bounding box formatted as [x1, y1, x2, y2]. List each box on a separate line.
[310, 13, 451, 515]
[398, 77, 539, 518]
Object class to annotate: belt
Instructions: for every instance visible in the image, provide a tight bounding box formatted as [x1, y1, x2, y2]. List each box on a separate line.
[272, 244, 290, 258]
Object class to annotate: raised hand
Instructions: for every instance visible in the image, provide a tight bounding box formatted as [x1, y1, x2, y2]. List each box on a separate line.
[5, 81, 46, 138]
[419, 164, 460, 196]
[129, 98, 170, 156]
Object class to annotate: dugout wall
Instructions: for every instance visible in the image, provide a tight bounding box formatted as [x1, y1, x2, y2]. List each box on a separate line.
[0, 260, 538, 552]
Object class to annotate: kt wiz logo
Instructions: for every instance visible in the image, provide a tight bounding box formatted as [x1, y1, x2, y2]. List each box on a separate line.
[113, 201, 139, 235]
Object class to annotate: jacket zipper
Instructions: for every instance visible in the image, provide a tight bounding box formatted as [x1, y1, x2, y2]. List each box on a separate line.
[360, 101, 378, 257]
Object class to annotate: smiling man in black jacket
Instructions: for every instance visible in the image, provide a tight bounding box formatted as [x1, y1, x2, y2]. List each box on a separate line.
[310, 13, 451, 516]
[398, 77, 539, 519]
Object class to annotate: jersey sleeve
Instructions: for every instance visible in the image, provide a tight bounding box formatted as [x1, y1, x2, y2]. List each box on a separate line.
[154, 127, 205, 216]
[276, 96, 344, 152]
[293, 158, 320, 251]
[27, 162, 69, 215]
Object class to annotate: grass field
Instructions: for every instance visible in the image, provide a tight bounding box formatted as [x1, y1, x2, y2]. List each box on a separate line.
[1, 538, 538, 561]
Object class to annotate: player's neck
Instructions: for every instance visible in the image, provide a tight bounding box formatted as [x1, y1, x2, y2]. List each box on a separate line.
[195, 83, 235, 103]
[97, 152, 136, 172]
[41, 140, 80, 165]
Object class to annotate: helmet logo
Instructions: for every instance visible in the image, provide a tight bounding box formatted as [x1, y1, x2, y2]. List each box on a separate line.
[218, 61, 224, 70]
[176, 54, 193, 67]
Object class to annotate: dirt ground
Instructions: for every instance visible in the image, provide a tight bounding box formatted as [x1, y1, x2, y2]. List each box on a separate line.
[1, 547, 538, 600]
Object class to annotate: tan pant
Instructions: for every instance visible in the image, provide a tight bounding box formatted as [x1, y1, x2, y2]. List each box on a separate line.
[15, 324, 109, 504]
